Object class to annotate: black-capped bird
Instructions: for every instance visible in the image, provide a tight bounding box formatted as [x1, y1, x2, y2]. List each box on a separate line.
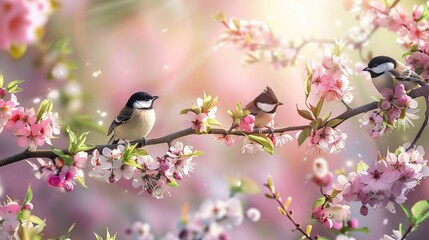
[244, 86, 283, 128]
[108, 91, 159, 144]
[363, 55, 428, 93]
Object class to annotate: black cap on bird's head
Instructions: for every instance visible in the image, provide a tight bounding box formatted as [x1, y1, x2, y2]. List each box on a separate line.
[363, 56, 397, 78]
[126, 91, 159, 108]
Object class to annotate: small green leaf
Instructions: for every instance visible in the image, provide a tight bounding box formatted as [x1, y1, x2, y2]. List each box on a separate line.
[36, 99, 53, 121]
[28, 215, 46, 226]
[355, 160, 369, 173]
[314, 98, 324, 119]
[23, 186, 33, 206]
[168, 178, 179, 188]
[411, 200, 429, 224]
[304, 61, 313, 99]
[297, 106, 314, 121]
[326, 118, 343, 127]
[400, 204, 412, 222]
[9, 44, 27, 59]
[342, 226, 369, 234]
[5, 80, 24, 93]
[312, 196, 325, 209]
[57, 223, 75, 240]
[207, 118, 222, 126]
[76, 175, 88, 188]
[247, 134, 274, 154]
[298, 127, 312, 146]
[0, 73, 4, 88]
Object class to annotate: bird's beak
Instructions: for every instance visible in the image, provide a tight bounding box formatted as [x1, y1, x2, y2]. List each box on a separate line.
[153, 96, 159, 100]
[277, 102, 284, 106]
[362, 67, 369, 72]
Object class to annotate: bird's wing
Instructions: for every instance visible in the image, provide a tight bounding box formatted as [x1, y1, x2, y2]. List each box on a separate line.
[107, 107, 133, 136]
[243, 102, 261, 115]
[390, 68, 428, 86]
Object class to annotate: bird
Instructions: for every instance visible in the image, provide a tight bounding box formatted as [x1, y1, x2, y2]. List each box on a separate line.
[244, 86, 283, 129]
[363, 55, 428, 94]
[108, 91, 159, 144]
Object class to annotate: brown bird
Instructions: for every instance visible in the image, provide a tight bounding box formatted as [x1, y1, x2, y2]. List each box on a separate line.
[244, 86, 283, 128]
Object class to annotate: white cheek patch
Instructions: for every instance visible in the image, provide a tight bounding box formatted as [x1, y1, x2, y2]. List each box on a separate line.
[133, 100, 153, 109]
[372, 62, 394, 74]
[256, 102, 276, 112]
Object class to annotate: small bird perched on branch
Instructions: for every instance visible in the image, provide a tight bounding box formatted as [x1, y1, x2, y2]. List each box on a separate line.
[363, 55, 428, 93]
[108, 91, 159, 144]
[244, 86, 283, 129]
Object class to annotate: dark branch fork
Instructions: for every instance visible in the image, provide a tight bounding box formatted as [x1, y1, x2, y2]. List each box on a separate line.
[1, 86, 428, 168]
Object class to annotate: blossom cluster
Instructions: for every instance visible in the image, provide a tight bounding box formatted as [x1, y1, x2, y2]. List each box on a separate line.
[89, 141, 200, 199]
[214, 12, 296, 69]
[359, 83, 418, 138]
[308, 40, 354, 104]
[0, 0, 52, 57]
[181, 94, 220, 134]
[308, 126, 347, 154]
[0, 91, 60, 150]
[126, 197, 261, 240]
[405, 43, 429, 80]
[346, 1, 429, 49]
[312, 144, 428, 229]
[28, 151, 88, 192]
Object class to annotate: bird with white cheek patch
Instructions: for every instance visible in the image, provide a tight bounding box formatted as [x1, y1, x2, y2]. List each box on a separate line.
[108, 91, 159, 144]
[363, 55, 428, 94]
[244, 86, 283, 129]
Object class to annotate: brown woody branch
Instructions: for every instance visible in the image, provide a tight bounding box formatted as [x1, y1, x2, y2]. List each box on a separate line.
[1, 85, 428, 168]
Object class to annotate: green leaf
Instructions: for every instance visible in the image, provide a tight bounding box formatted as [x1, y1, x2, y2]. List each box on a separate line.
[355, 160, 369, 173]
[168, 178, 179, 188]
[5, 80, 24, 93]
[297, 106, 314, 121]
[304, 61, 313, 99]
[207, 118, 222, 126]
[0, 73, 3, 88]
[400, 204, 412, 222]
[193, 150, 204, 156]
[312, 197, 325, 212]
[314, 98, 324, 119]
[36, 99, 53, 122]
[326, 118, 343, 127]
[247, 134, 274, 154]
[342, 226, 369, 234]
[56, 223, 75, 240]
[94, 233, 103, 240]
[411, 200, 429, 224]
[66, 127, 77, 153]
[9, 44, 27, 59]
[76, 175, 88, 188]
[23, 186, 33, 206]
[298, 127, 312, 146]
[28, 215, 46, 226]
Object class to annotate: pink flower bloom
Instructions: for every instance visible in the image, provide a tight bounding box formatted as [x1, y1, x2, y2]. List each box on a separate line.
[16, 123, 46, 150]
[237, 114, 255, 132]
[309, 126, 347, 154]
[0, 94, 19, 132]
[188, 112, 208, 133]
[215, 135, 235, 146]
[47, 165, 78, 192]
[73, 151, 88, 169]
[359, 110, 390, 138]
[0, 0, 51, 50]
[361, 160, 400, 193]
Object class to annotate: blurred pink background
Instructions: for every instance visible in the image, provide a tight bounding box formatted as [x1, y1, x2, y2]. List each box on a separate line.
[0, 0, 428, 239]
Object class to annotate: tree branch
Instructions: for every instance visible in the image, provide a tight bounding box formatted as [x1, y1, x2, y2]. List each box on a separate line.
[1, 85, 428, 168]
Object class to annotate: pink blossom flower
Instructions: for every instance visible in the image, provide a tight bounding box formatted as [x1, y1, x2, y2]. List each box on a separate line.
[309, 126, 347, 154]
[27, 158, 57, 179]
[47, 165, 78, 192]
[0, 0, 51, 50]
[16, 123, 46, 150]
[0, 201, 20, 238]
[241, 137, 263, 154]
[0, 94, 19, 132]
[359, 110, 390, 138]
[237, 114, 255, 132]
[215, 134, 235, 146]
[187, 112, 208, 133]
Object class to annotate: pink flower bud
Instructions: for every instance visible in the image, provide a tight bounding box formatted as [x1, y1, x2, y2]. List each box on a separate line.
[360, 205, 368, 216]
[238, 115, 255, 132]
[246, 207, 261, 222]
[48, 175, 64, 188]
[347, 218, 359, 228]
[380, 100, 391, 110]
[24, 203, 33, 210]
[173, 171, 183, 180]
[332, 221, 343, 230]
[0, 88, 6, 98]
[323, 219, 333, 229]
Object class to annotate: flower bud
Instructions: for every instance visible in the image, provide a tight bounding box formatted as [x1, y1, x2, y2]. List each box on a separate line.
[24, 203, 33, 210]
[347, 218, 359, 228]
[323, 219, 333, 229]
[0, 88, 6, 98]
[332, 221, 342, 230]
[360, 205, 368, 216]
